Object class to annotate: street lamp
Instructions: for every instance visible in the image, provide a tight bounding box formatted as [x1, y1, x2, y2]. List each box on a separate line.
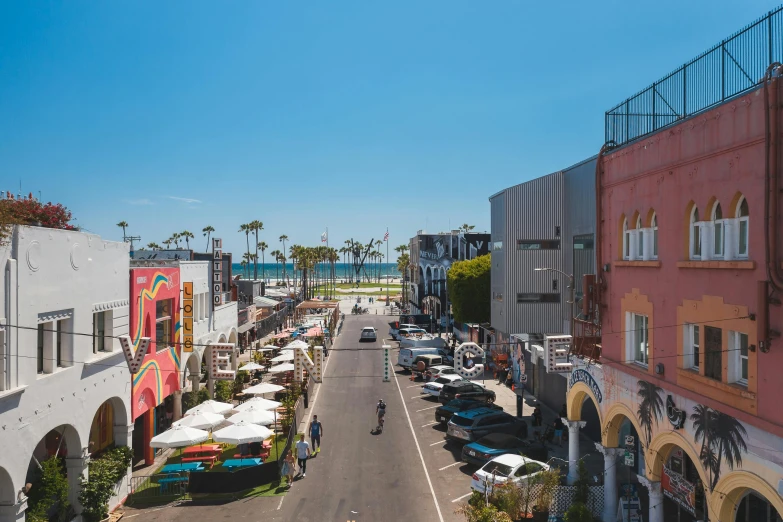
[534, 267, 575, 336]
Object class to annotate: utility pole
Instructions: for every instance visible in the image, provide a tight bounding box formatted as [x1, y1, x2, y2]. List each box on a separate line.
[126, 235, 141, 252]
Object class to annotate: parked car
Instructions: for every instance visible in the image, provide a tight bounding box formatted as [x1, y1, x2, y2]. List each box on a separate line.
[422, 375, 465, 398]
[424, 365, 457, 381]
[434, 399, 503, 425]
[389, 323, 418, 341]
[360, 327, 377, 342]
[397, 347, 453, 369]
[461, 433, 548, 467]
[446, 408, 528, 443]
[438, 380, 496, 404]
[470, 454, 550, 495]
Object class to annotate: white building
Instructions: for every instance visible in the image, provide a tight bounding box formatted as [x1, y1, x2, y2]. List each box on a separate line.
[0, 226, 132, 521]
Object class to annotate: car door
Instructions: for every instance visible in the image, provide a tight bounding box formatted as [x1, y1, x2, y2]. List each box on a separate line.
[492, 414, 516, 435]
[465, 384, 485, 401]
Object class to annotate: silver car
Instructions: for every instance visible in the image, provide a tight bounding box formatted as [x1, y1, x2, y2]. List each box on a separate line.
[360, 327, 377, 342]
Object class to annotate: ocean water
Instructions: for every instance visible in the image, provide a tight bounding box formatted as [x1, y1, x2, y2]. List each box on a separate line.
[231, 262, 400, 280]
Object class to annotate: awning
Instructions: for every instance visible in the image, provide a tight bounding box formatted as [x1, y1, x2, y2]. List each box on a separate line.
[254, 296, 280, 309]
[238, 321, 255, 334]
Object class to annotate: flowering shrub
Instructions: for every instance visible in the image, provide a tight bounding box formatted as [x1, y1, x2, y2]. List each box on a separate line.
[0, 194, 77, 243]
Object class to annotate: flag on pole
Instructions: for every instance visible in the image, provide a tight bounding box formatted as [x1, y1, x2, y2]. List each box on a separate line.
[321, 231, 328, 243]
[383, 230, 389, 242]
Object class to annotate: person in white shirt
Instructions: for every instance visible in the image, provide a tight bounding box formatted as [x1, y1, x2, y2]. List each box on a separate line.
[295, 434, 311, 477]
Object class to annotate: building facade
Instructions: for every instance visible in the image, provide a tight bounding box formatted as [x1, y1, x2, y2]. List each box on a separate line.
[566, 77, 783, 522]
[0, 226, 132, 521]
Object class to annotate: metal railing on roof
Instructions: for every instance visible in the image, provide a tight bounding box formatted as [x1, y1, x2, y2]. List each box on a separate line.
[606, 6, 783, 147]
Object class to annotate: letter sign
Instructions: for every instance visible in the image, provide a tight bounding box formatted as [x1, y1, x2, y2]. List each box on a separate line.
[183, 282, 194, 352]
[211, 238, 223, 309]
[454, 342, 485, 379]
[119, 335, 151, 374]
[294, 346, 324, 383]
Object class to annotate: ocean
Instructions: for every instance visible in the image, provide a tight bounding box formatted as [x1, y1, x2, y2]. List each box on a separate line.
[230, 262, 400, 281]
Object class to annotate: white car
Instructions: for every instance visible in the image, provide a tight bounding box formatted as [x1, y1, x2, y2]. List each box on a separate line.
[389, 323, 418, 341]
[360, 327, 377, 342]
[424, 365, 457, 381]
[470, 454, 551, 495]
[422, 375, 464, 398]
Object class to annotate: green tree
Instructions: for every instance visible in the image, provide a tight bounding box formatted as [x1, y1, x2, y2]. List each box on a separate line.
[447, 254, 491, 324]
[202, 225, 215, 251]
[79, 447, 133, 522]
[180, 230, 194, 250]
[259, 241, 268, 281]
[563, 502, 593, 522]
[27, 456, 70, 522]
[279, 234, 289, 280]
[215, 380, 233, 403]
[116, 221, 129, 241]
[239, 223, 251, 275]
[146, 242, 161, 249]
[250, 220, 264, 280]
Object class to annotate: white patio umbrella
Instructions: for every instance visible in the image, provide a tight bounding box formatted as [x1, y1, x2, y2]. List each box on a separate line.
[149, 425, 210, 448]
[282, 339, 308, 350]
[228, 406, 276, 426]
[258, 347, 276, 352]
[238, 362, 266, 371]
[173, 411, 225, 430]
[244, 382, 285, 395]
[213, 420, 273, 444]
[270, 352, 294, 363]
[269, 363, 295, 373]
[185, 399, 233, 416]
[233, 397, 282, 412]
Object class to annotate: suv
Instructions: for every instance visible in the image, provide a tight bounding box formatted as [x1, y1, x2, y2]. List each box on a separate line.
[434, 399, 503, 425]
[446, 408, 528, 443]
[360, 327, 377, 342]
[439, 381, 496, 404]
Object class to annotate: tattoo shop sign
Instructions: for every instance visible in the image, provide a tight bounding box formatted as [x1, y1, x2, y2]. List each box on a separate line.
[569, 368, 603, 404]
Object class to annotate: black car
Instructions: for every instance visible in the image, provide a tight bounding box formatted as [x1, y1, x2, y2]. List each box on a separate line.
[439, 381, 496, 404]
[434, 399, 503, 425]
[446, 408, 528, 443]
[461, 433, 548, 467]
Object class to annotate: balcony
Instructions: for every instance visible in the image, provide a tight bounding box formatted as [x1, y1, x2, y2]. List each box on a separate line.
[571, 318, 601, 362]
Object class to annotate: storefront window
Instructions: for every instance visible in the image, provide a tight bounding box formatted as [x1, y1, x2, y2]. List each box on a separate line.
[155, 299, 173, 351]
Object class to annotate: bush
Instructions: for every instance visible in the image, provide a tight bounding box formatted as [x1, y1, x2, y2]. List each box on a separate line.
[454, 496, 514, 522]
[79, 446, 133, 522]
[564, 502, 593, 522]
[214, 380, 233, 403]
[574, 459, 590, 505]
[447, 254, 491, 324]
[27, 457, 70, 522]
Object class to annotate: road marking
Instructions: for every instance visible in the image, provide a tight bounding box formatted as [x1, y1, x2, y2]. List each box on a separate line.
[393, 367, 445, 522]
[407, 384, 422, 389]
[416, 405, 438, 412]
[276, 495, 285, 510]
[421, 421, 438, 427]
[452, 492, 473, 503]
[411, 395, 432, 400]
[429, 439, 447, 446]
[439, 461, 462, 471]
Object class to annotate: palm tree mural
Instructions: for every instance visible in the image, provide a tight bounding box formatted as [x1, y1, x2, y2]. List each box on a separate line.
[636, 380, 664, 447]
[690, 405, 748, 490]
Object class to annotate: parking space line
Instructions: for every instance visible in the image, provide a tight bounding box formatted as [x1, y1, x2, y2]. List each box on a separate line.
[407, 384, 422, 388]
[429, 440, 447, 446]
[421, 421, 438, 428]
[410, 395, 432, 400]
[439, 462, 462, 471]
[452, 492, 473, 503]
[416, 405, 438, 412]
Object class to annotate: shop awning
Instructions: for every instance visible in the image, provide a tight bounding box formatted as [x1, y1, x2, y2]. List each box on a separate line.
[254, 296, 281, 309]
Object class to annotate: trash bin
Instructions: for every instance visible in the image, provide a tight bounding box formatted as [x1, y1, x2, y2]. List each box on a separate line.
[516, 394, 523, 418]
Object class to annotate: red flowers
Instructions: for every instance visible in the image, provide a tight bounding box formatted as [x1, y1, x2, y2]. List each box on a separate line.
[0, 195, 76, 231]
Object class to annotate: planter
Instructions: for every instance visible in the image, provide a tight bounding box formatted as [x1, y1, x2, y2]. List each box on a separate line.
[531, 508, 549, 522]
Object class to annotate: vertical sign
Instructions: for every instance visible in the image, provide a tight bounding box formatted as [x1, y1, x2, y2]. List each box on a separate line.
[382, 345, 390, 382]
[212, 238, 223, 308]
[183, 282, 194, 353]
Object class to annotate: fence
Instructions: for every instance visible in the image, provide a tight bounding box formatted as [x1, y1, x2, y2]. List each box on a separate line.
[500, 483, 604, 518]
[127, 473, 191, 505]
[256, 308, 289, 338]
[606, 6, 783, 147]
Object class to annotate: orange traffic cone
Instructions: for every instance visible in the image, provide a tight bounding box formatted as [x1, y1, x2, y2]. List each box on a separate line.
[511, 384, 515, 391]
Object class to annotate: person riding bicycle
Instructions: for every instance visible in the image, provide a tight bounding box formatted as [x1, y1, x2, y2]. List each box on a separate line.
[376, 399, 386, 427]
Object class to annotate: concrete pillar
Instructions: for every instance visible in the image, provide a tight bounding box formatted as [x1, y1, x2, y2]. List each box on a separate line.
[0, 497, 27, 522]
[565, 419, 586, 485]
[65, 455, 89, 515]
[173, 390, 183, 421]
[189, 374, 200, 394]
[207, 377, 215, 399]
[143, 410, 155, 465]
[638, 475, 664, 522]
[113, 424, 133, 447]
[596, 443, 623, 522]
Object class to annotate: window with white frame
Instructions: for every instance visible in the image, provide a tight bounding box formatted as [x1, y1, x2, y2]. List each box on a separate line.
[93, 312, 107, 353]
[684, 324, 700, 370]
[690, 206, 702, 259]
[737, 197, 749, 258]
[729, 331, 749, 385]
[713, 202, 725, 258]
[651, 213, 658, 259]
[623, 218, 630, 260]
[636, 217, 643, 258]
[626, 312, 649, 366]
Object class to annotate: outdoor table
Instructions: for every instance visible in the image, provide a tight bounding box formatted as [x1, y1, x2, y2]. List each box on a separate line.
[182, 444, 221, 456]
[222, 458, 262, 471]
[161, 462, 203, 473]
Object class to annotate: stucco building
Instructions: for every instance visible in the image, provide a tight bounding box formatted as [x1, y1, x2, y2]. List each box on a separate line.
[0, 226, 132, 521]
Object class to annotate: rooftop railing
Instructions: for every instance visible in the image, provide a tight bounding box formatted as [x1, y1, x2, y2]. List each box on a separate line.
[606, 7, 783, 147]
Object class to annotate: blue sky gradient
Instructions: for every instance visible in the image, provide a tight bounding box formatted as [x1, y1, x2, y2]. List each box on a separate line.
[0, 1, 777, 256]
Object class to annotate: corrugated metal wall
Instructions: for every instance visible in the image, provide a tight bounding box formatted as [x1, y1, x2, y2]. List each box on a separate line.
[490, 192, 506, 334]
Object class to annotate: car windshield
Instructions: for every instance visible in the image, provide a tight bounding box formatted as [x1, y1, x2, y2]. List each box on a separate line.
[481, 462, 514, 477]
[450, 415, 474, 427]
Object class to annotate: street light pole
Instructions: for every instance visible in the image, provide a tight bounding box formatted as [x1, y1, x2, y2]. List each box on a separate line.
[534, 267, 575, 336]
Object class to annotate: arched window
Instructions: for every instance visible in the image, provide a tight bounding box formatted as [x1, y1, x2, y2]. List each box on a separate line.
[737, 196, 749, 257]
[690, 206, 701, 259]
[622, 218, 630, 260]
[636, 216, 643, 258]
[651, 213, 658, 259]
[713, 202, 724, 257]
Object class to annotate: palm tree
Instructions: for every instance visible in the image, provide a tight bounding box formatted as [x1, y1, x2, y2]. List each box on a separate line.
[239, 224, 251, 271]
[180, 230, 194, 250]
[249, 220, 263, 280]
[277, 252, 286, 285]
[116, 221, 129, 241]
[460, 224, 475, 232]
[270, 249, 281, 281]
[147, 242, 161, 249]
[636, 380, 664, 447]
[258, 241, 268, 281]
[279, 235, 289, 280]
[242, 252, 254, 279]
[162, 238, 173, 249]
[375, 240, 383, 282]
[169, 233, 182, 248]
[202, 225, 215, 251]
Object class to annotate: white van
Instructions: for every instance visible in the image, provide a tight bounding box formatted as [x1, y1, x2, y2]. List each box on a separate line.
[389, 323, 418, 341]
[397, 347, 453, 369]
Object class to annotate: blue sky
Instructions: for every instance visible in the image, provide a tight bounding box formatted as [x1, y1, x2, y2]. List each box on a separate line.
[0, 1, 777, 257]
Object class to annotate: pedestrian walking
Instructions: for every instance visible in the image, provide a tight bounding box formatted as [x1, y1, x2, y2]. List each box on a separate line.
[295, 434, 311, 477]
[532, 406, 543, 427]
[309, 414, 323, 454]
[553, 417, 565, 446]
[281, 449, 296, 487]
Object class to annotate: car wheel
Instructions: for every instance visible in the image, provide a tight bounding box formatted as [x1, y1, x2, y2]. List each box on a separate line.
[486, 395, 495, 404]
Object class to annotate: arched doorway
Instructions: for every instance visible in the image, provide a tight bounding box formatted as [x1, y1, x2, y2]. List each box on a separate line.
[714, 471, 783, 522]
[89, 399, 118, 456]
[735, 491, 782, 522]
[26, 425, 81, 519]
[0, 465, 14, 506]
[648, 434, 709, 522]
[566, 382, 602, 443]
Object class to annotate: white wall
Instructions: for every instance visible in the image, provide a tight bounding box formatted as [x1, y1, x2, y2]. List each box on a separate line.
[0, 226, 132, 519]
